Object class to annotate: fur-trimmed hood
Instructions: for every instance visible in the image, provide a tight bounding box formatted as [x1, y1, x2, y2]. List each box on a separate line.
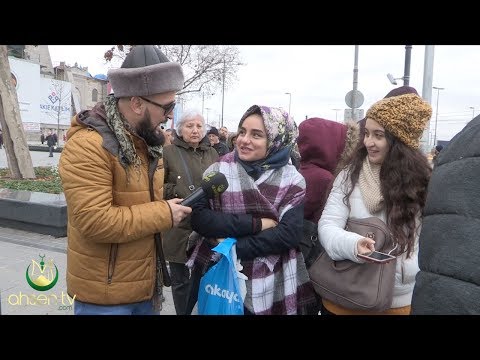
[334, 120, 360, 175]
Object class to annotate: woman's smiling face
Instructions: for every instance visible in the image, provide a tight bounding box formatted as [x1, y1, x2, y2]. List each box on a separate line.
[236, 114, 268, 162]
[364, 118, 390, 164]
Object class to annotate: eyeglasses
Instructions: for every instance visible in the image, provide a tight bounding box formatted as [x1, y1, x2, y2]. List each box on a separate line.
[139, 96, 176, 116]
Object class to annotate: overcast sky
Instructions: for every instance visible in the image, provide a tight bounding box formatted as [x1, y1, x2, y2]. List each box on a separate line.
[48, 45, 480, 143]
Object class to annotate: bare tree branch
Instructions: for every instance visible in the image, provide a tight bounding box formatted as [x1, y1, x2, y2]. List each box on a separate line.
[103, 45, 244, 99]
[45, 79, 71, 145]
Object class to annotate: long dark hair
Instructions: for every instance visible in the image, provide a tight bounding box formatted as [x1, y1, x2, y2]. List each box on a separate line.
[343, 132, 431, 257]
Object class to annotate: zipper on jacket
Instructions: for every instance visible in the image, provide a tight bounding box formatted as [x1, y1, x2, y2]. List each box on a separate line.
[401, 261, 405, 283]
[107, 244, 119, 284]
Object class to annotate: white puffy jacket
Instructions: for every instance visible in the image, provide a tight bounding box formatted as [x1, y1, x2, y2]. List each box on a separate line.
[318, 170, 420, 308]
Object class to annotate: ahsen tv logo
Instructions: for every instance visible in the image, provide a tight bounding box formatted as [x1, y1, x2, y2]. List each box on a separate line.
[8, 255, 76, 312]
[26, 254, 58, 291]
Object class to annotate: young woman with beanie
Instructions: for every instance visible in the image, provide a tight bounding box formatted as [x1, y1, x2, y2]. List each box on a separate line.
[318, 93, 432, 315]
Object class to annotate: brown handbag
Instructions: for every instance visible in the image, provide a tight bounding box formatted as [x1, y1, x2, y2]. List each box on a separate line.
[308, 217, 397, 312]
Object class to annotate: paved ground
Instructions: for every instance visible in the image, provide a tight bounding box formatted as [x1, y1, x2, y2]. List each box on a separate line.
[0, 226, 177, 315]
[0, 147, 61, 168]
[0, 148, 184, 315]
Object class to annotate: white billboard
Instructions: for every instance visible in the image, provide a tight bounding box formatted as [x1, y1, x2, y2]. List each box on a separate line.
[23, 123, 41, 132]
[8, 57, 41, 123]
[40, 78, 72, 126]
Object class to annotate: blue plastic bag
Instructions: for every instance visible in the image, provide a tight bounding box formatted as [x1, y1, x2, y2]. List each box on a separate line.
[197, 238, 244, 315]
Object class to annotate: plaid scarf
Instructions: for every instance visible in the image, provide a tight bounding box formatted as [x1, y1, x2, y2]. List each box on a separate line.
[187, 152, 317, 315]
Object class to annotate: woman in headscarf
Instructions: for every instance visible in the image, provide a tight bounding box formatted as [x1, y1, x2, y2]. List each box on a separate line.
[186, 105, 317, 315]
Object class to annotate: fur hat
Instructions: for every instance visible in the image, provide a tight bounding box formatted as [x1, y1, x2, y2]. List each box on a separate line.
[107, 45, 184, 98]
[208, 127, 219, 137]
[366, 93, 432, 149]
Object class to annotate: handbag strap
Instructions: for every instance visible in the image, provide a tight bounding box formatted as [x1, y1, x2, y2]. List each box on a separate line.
[175, 146, 195, 192]
[346, 217, 397, 253]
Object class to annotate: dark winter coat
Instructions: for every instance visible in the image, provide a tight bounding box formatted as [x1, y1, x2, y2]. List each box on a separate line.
[46, 134, 56, 147]
[161, 135, 218, 263]
[411, 115, 480, 314]
[212, 141, 229, 157]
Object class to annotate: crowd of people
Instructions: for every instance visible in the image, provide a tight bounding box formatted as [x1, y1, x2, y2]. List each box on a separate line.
[56, 45, 478, 315]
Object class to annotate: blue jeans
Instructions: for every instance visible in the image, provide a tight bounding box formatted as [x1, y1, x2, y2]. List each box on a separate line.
[74, 299, 159, 315]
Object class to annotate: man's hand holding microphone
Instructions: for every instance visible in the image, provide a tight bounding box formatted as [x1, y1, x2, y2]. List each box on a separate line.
[166, 198, 192, 227]
[167, 171, 229, 227]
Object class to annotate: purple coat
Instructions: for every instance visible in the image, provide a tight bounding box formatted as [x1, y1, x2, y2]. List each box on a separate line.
[298, 118, 359, 223]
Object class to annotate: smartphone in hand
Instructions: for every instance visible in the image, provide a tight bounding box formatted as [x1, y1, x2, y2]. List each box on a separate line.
[358, 251, 395, 264]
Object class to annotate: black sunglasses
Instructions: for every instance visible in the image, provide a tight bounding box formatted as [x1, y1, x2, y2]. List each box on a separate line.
[139, 96, 176, 116]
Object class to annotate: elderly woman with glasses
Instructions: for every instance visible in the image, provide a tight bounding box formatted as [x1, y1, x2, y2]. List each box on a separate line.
[161, 109, 219, 315]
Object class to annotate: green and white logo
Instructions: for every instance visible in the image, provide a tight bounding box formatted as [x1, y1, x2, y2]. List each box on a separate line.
[25, 254, 59, 291]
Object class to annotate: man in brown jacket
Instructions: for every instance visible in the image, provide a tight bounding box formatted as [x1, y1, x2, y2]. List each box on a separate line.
[59, 45, 192, 315]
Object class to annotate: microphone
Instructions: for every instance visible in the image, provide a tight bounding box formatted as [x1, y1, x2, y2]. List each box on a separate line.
[180, 171, 228, 207]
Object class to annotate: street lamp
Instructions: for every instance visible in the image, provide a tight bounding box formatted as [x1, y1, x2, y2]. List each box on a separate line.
[285, 92, 292, 115]
[387, 73, 404, 86]
[469, 106, 475, 119]
[432, 86, 445, 147]
[386, 45, 412, 86]
[220, 59, 244, 128]
[202, 91, 215, 117]
[403, 45, 412, 86]
[221, 59, 226, 128]
[205, 107, 211, 125]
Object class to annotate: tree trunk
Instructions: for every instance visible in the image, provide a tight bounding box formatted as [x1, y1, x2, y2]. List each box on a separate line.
[0, 45, 35, 179]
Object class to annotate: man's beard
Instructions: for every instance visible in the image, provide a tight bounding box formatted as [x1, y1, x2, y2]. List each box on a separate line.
[136, 109, 165, 147]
